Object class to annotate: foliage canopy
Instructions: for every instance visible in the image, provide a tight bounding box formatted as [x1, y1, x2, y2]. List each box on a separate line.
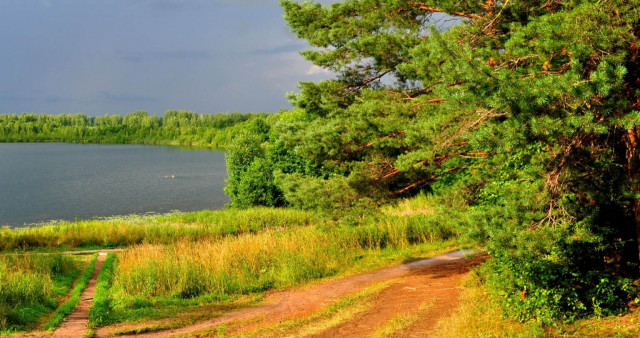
[225, 0, 640, 321]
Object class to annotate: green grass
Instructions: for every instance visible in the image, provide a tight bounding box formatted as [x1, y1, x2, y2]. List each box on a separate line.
[44, 254, 99, 330]
[109, 293, 264, 326]
[89, 253, 117, 328]
[63, 195, 460, 326]
[0, 207, 315, 252]
[0, 253, 81, 333]
[103, 216, 457, 326]
[2, 195, 464, 331]
[111, 221, 457, 300]
[370, 314, 419, 338]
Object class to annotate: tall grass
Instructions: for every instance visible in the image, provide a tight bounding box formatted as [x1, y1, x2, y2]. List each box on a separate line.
[113, 227, 356, 300]
[0, 208, 314, 251]
[111, 208, 458, 303]
[0, 254, 78, 332]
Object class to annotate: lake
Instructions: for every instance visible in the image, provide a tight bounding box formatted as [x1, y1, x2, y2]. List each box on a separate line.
[0, 143, 229, 227]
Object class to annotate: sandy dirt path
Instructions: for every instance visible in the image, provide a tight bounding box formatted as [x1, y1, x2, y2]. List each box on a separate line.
[98, 250, 484, 338]
[310, 257, 484, 338]
[50, 252, 108, 338]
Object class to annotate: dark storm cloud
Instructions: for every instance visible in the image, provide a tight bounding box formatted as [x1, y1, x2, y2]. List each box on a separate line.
[0, 0, 454, 116]
[0, 0, 336, 115]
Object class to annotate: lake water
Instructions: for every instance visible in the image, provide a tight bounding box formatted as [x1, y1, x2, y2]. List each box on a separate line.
[0, 143, 229, 227]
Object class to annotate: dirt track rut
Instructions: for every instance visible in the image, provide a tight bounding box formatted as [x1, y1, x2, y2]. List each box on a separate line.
[97, 250, 484, 337]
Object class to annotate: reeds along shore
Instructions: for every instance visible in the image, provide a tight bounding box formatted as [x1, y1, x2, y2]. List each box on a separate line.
[0, 208, 315, 251]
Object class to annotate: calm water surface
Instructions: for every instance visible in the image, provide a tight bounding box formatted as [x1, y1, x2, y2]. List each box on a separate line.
[0, 143, 228, 227]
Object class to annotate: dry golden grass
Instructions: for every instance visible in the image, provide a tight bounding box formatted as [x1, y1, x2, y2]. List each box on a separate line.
[433, 271, 545, 338]
[370, 313, 420, 338]
[434, 272, 640, 338]
[113, 227, 360, 300]
[551, 309, 640, 337]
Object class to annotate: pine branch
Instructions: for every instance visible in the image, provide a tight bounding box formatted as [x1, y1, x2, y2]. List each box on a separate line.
[348, 130, 406, 155]
[380, 152, 491, 180]
[408, 2, 476, 19]
[348, 71, 391, 89]
[390, 167, 461, 196]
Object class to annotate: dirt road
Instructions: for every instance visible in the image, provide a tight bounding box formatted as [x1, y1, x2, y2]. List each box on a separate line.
[97, 250, 485, 337]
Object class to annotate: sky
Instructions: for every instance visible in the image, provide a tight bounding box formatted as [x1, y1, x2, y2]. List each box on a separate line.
[0, 0, 338, 116]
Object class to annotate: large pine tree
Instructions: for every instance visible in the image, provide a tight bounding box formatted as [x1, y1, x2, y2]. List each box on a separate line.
[227, 0, 640, 320]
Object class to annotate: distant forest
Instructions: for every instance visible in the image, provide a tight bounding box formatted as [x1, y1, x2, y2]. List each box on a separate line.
[0, 110, 267, 148]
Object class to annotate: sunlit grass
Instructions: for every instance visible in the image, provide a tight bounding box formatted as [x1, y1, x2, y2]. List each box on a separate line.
[370, 313, 420, 338]
[112, 228, 359, 300]
[106, 214, 458, 324]
[433, 271, 547, 337]
[0, 253, 82, 333]
[4, 194, 464, 333]
[0, 207, 315, 252]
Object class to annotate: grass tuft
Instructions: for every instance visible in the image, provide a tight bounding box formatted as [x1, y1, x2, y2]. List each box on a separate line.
[89, 253, 117, 328]
[0, 253, 79, 333]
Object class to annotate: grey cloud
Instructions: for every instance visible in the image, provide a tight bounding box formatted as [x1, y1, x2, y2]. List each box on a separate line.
[119, 50, 213, 63]
[0, 95, 76, 103]
[101, 92, 158, 103]
[251, 43, 307, 56]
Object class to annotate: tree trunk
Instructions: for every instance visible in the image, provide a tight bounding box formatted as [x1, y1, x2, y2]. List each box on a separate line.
[625, 127, 640, 265]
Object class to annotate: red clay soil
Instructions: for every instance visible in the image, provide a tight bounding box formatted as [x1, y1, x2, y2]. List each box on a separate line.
[51, 253, 107, 338]
[97, 250, 485, 338]
[314, 257, 485, 338]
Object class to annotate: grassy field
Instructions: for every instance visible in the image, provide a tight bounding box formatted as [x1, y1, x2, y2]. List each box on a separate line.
[0, 197, 465, 332]
[87, 208, 459, 326]
[44, 254, 98, 330]
[0, 208, 315, 252]
[0, 253, 87, 334]
[2, 199, 639, 336]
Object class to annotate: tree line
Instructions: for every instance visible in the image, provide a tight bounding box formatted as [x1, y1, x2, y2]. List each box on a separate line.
[0, 110, 267, 148]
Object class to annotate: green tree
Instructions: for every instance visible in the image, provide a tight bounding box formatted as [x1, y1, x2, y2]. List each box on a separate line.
[224, 131, 283, 208]
[267, 0, 640, 321]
